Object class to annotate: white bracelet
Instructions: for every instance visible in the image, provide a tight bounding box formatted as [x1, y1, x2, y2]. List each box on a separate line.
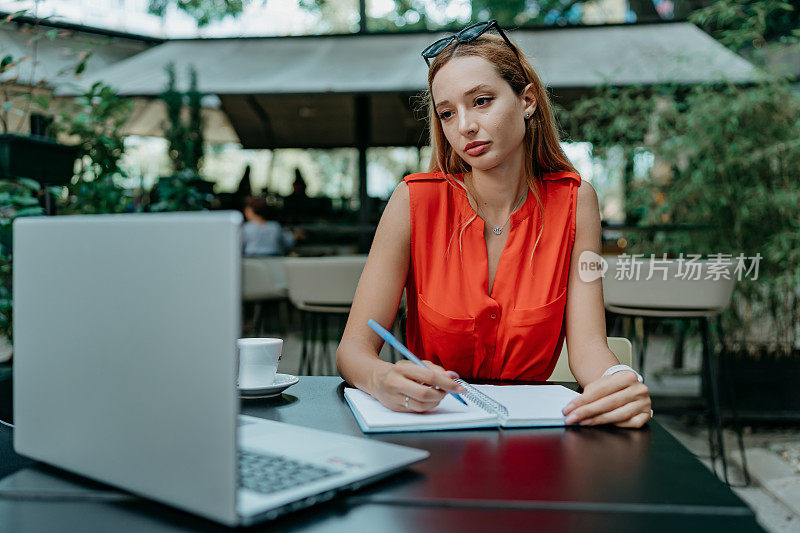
[602, 364, 643, 383]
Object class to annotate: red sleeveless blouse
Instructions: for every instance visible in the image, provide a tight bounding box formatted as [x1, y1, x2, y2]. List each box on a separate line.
[402, 170, 582, 380]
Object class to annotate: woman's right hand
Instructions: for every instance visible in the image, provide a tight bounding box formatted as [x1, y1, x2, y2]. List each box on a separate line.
[369, 360, 467, 412]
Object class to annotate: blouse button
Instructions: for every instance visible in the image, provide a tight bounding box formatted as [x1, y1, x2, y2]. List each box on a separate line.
[490, 313, 497, 320]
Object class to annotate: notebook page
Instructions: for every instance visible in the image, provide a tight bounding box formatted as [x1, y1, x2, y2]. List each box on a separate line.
[473, 384, 579, 425]
[344, 388, 497, 431]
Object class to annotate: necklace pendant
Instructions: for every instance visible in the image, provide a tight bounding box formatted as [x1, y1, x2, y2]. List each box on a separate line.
[492, 226, 503, 235]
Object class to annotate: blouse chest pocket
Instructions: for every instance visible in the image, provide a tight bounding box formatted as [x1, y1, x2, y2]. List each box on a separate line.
[416, 294, 476, 378]
[504, 289, 568, 379]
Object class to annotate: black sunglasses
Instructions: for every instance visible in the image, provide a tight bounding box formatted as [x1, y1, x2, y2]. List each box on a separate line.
[420, 20, 520, 67]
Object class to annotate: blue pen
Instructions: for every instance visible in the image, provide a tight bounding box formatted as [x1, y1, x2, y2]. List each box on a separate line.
[367, 318, 468, 406]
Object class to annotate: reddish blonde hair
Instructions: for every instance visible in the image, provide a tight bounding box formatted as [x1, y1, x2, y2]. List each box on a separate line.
[420, 32, 577, 266]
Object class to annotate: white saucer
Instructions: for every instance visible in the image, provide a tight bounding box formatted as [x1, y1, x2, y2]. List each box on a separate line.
[238, 373, 299, 399]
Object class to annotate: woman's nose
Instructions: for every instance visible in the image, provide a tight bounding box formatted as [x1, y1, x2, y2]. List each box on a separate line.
[458, 112, 478, 137]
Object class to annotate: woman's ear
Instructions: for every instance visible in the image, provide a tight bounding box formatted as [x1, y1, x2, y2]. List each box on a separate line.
[521, 83, 537, 116]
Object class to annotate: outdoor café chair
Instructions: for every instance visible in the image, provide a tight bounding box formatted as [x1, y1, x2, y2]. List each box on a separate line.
[242, 257, 289, 335]
[548, 337, 633, 383]
[601, 254, 747, 486]
[284, 256, 367, 376]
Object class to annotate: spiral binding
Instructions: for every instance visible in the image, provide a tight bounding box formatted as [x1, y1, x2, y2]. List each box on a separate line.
[454, 378, 509, 419]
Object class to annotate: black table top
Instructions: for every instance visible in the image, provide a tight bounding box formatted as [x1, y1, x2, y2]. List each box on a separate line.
[243, 378, 751, 512]
[0, 376, 761, 532]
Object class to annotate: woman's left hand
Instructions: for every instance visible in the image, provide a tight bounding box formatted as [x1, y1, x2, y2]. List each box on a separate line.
[561, 371, 652, 428]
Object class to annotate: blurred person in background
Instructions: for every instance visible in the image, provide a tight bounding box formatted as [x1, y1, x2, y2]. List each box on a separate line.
[242, 196, 301, 256]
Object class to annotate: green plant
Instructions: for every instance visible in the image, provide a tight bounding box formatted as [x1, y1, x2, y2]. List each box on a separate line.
[51, 81, 135, 214]
[161, 63, 204, 174]
[0, 10, 95, 136]
[564, 77, 800, 352]
[689, 0, 799, 52]
[0, 178, 46, 341]
[149, 169, 214, 212]
[153, 63, 211, 212]
[647, 79, 800, 351]
[147, 0, 244, 27]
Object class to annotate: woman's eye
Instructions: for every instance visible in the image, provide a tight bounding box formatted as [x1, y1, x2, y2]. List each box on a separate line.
[439, 110, 452, 120]
[475, 96, 492, 106]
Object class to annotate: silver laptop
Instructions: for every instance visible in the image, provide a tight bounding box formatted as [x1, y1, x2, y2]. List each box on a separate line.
[12, 211, 428, 526]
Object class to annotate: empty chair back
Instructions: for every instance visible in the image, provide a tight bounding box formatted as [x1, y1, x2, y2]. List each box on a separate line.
[548, 337, 632, 383]
[242, 258, 287, 301]
[284, 255, 368, 309]
[602, 255, 736, 312]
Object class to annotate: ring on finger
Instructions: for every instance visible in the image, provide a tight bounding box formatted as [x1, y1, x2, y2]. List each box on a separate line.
[404, 396, 409, 410]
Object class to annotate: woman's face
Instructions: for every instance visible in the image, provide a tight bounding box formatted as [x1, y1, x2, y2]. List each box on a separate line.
[431, 55, 535, 172]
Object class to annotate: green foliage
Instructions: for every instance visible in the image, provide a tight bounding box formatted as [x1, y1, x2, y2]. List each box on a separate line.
[559, 84, 660, 155]
[55, 82, 132, 180]
[0, 10, 107, 137]
[0, 10, 137, 348]
[61, 177, 131, 215]
[1, 10, 42, 135]
[51, 81, 135, 214]
[689, 0, 800, 51]
[564, 78, 800, 350]
[187, 69, 204, 173]
[301, 0, 593, 31]
[147, 0, 244, 27]
[155, 63, 211, 212]
[160, 63, 205, 174]
[149, 170, 214, 212]
[0, 178, 45, 340]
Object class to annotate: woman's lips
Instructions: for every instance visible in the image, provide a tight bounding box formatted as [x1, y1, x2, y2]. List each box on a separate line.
[465, 142, 489, 156]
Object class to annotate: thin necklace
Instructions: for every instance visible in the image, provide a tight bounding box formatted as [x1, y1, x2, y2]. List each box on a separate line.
[468, 178, 528, 236]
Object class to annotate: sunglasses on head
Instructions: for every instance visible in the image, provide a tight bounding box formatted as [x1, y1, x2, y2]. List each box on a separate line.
[420, 19, 521, 67]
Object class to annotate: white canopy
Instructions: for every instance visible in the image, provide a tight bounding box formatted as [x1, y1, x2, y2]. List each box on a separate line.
[61, 22, 757, 94]
[56, 22, 760, 148]
[0, 23, 151, 87]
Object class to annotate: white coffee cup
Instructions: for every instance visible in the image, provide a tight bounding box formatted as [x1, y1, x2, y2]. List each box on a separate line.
[236, 338, 282, 388]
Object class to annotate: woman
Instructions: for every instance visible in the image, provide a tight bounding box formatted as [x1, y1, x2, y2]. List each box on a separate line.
[336, 21, 652, 428]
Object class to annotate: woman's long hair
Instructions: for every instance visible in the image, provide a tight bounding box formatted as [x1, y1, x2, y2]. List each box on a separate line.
[421, 32, 577, 267]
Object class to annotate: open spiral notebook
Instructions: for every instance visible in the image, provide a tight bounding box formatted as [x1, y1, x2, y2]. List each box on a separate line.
[344, 380, 580, 433]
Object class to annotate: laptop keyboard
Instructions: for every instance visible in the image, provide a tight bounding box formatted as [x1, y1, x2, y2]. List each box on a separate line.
[238, 450, 342, 495]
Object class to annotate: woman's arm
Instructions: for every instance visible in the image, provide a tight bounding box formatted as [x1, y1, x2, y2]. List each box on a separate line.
[561, 181, 652, 428]
[336, 181, 464, 412]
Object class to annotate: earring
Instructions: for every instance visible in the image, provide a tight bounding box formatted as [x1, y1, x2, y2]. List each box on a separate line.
[525, 112, 530, 119]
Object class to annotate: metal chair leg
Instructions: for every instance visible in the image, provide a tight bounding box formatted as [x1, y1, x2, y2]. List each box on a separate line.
[702, 316, 731, 485]
[611, 312, 621, 337]
[298, 310, 309, 375]
[266, 300, 280, 334]
[278, 299, 289, 336]
[252, 303, 263, 335]
[320, 314, 331, 376]
[633, 316, 647, 375]
[715, 314, 750, 486]
[699, 320, 719, 474]
[308, 313, 322, 376]
[672, 319, 687, 369]
[310, 312, 321, 375]
[640, 317, 650, 377]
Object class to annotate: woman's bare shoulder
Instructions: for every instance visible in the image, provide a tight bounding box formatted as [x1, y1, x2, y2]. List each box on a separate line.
[576, 179, 599, 212]
[575, 180, 601, 242]
[375, 181, 411, 244]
